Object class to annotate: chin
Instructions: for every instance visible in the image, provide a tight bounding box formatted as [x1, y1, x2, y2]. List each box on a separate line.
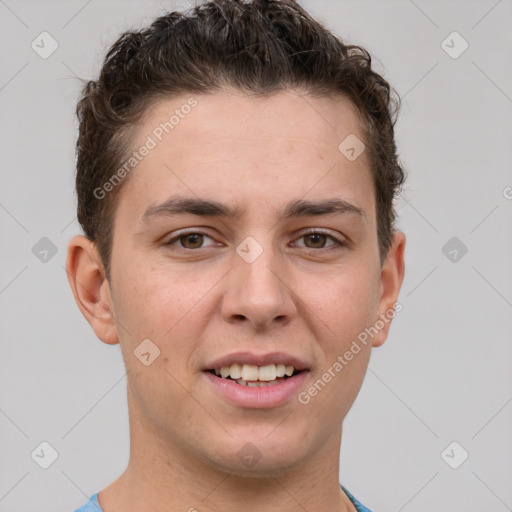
[202, 429, 309, 477]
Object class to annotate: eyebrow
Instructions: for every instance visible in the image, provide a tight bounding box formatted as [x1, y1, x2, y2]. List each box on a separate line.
[140, 196, 365, 224]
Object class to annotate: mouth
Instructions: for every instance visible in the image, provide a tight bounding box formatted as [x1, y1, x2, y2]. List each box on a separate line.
[206, 363, 304, 387]
[202, 358, 309, 408]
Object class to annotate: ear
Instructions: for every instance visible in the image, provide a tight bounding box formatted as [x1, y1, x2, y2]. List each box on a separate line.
[65, 235, 119, 345]
[372, 231, 406, 348]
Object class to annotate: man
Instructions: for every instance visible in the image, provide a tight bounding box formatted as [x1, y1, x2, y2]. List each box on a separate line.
[67, 1, 405, 510]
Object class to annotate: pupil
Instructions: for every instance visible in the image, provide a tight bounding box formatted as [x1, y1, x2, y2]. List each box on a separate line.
[182, 233, 203, 248]
[306, 234, 326, 248]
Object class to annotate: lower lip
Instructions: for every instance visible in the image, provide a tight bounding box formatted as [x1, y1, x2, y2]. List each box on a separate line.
[203, 371, 309, 409]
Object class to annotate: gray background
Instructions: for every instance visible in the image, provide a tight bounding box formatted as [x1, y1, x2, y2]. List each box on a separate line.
[1, 0, 511, 511]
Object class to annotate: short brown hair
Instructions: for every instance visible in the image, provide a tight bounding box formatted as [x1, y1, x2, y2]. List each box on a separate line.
[74, 0, 405, 279]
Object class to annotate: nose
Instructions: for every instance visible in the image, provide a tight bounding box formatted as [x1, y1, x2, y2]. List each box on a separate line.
[220, 244, 297, 331]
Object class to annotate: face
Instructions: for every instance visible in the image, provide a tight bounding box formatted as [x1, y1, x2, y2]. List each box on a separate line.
[77, 89, 404, 476]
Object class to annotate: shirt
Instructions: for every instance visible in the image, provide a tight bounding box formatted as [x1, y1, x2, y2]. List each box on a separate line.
[73, 485, 372, 512]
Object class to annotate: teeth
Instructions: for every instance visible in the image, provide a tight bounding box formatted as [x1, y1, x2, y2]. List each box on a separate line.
[214, 363, 297, 382]
[229, 363, 242, 379]
[246, 380, 281, 387]
[241, 364, 259, 381]
[258, 364, 277, 381]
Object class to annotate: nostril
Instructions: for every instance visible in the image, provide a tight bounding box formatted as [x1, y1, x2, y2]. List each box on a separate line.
[232, 314, 246, 321]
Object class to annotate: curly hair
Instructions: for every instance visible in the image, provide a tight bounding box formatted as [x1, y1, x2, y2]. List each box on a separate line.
[75, 0, 405, 279]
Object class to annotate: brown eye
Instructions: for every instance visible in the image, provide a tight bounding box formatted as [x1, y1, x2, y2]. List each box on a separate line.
[164, 230, 218, 250]
[303, 233, 328, 248]
[293, 231, 342, 250]
[179, 233, 204, 249]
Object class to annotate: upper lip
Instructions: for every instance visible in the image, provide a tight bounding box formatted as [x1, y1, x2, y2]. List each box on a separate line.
[204, 351, 309, 371]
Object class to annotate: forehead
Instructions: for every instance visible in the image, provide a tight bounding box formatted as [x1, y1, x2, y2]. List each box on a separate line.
[116, 89, 374, 222]
[139, 88, 366, 152]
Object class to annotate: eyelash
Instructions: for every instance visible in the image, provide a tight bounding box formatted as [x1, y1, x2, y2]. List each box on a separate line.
[164, 229, 345, 251]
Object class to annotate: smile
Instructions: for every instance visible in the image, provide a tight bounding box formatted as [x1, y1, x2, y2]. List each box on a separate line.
[204, 366, 308, 408]
[208, 363, 300, 387]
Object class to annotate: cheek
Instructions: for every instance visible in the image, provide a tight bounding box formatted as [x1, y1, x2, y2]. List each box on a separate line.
[115, 263, 201, 328]
[300, 265, 380, 345]
[311, 269, 379, 409]
[301, 275, 376, 422]
[113, 263, 219, 375]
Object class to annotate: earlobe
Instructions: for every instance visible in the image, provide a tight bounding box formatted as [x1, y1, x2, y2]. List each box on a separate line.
[65, 235, 119, 345]
[372, 231, 406, 348]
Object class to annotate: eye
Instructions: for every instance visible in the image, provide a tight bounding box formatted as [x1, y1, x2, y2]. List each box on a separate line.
[163, 229, 343, 251]
[165, 230, 217, 249]
[293, 230, 343, 249]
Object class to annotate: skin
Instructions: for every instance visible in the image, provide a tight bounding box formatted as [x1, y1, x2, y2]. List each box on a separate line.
[67, 88, 405, 512]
